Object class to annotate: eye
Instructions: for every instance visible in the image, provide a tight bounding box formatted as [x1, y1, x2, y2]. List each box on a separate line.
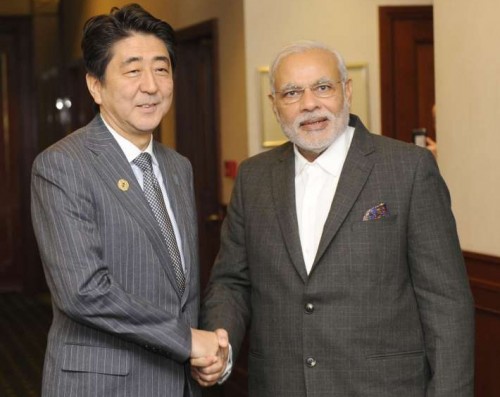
[315, 83, 334, 93]
[155, 67, 170, 75]
[281, 89, 301, 98]
[125, 69, 140, 76]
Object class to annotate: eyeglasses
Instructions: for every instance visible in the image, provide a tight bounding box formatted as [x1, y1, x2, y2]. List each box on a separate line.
[274, 80, 344, 104]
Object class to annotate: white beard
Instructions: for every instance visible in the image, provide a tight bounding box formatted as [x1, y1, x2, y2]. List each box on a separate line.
[278, 99, 350, 154]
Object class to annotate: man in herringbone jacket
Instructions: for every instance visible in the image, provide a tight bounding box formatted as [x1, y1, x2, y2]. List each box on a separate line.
[199, 41, 474, 396]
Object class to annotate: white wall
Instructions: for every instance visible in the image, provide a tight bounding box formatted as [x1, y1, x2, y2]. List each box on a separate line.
[243, 0, 432, 156]
[434, 0, 500, 256]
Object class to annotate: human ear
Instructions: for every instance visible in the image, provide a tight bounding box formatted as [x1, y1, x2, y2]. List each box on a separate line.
[86, 73, 103, 105]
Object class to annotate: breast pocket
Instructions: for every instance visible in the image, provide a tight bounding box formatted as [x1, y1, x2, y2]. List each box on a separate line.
[61, 344, 129, 376]
[351, 213, 398, 232]
[349, 214, 400, 265]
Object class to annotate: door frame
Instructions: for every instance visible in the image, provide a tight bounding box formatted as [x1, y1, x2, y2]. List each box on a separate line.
[0, 16, 40, 293]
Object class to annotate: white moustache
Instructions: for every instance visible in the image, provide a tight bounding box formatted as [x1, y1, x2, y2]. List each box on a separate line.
[293, 112, 335, 129]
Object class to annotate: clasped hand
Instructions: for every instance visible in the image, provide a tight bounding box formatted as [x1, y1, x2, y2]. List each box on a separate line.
[190, 328, 229, 387]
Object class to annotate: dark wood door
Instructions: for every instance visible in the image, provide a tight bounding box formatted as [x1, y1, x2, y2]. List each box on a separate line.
[465, 252, 500, 397]
[379, 6, 435, 142]
[0, 17, 40, 293]
[174, 21, 223, 296]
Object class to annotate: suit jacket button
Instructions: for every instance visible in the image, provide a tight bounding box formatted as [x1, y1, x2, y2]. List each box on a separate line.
[306, 357, 317, 367]
[305, 303, 314, 314]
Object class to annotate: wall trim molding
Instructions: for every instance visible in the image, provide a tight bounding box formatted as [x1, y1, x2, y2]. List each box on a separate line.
[464, 250, 500, 265]
[464, 250, 500, 293]
[464, 251, 500, 312]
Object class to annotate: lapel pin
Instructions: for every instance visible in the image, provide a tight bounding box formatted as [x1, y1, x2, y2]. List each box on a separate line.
[117, 179, 129, 191]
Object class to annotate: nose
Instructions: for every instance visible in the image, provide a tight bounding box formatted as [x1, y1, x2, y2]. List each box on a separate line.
[140, 69, 159, 94]
[299, 87, 321, 111]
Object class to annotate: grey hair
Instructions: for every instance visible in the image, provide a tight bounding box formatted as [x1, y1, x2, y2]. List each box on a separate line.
[269, 40, 348, 93]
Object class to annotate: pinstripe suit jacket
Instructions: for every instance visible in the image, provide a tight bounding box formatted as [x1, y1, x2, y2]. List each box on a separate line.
[31, 115, 201, 397]
[201, 115, 474, 397]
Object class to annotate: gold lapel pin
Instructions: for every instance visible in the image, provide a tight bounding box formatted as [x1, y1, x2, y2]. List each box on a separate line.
[117, 179, 129, 191]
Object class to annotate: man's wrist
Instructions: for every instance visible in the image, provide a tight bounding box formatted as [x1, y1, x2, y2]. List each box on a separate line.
[217, 344, 233, 384]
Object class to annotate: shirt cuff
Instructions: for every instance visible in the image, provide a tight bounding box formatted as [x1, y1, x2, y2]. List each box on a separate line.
[217, 343, 233, 384]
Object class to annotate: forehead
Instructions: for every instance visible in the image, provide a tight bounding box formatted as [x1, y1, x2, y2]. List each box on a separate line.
[274, 49, 340, 87]
[109, 33, 170, 63]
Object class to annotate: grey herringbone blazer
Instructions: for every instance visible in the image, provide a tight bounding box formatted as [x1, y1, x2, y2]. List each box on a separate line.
[201, 115, 474, 397]
[31, 115, 200, 397]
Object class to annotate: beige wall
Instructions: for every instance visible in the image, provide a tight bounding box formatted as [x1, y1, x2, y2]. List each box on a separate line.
[434, 0, 500, 256]
[243, 0, 432, 156]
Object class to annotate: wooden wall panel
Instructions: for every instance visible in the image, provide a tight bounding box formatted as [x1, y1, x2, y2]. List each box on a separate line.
[464, 251, 500, 397]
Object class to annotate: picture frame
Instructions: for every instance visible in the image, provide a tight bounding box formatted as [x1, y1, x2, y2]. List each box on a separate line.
[346, 62, 370, 128]
[259, 67, 286, 148]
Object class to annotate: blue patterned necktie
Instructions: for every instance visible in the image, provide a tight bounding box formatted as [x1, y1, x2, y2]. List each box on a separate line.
[133, 152, 185, 295]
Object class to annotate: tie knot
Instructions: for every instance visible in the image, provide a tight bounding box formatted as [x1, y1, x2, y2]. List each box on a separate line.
[133, 152, 153, 172]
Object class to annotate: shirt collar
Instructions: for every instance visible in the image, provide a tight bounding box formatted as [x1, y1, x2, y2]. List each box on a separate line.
[294, 125, 355, 177]
[101, 115, 155, 165]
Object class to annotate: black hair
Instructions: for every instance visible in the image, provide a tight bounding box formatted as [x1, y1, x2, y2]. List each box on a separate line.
[81, 3, 176, 81]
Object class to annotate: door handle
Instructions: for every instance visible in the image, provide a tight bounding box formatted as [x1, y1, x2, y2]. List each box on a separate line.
[206, 213, 222, 222]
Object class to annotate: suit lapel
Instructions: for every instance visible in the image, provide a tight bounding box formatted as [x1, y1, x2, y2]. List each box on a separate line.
[272, 144, 308, 283]
[312, 116, 376, 271]
[85, 116, 184, 297]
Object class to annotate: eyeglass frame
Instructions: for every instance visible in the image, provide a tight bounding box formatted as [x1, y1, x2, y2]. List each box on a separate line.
[272, 79, 346, 104]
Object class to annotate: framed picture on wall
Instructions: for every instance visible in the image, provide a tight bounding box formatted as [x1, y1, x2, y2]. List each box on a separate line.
[346, 63, 370, 129]
[259, 67, 286, 147]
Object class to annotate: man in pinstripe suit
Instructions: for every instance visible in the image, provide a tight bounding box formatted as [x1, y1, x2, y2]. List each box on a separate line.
[31, 4, 227, 396]
[199, 41, 474, 396]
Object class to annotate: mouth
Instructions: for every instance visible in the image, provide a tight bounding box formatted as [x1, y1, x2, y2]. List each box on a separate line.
[137, 103, 158, 109]
[136, 103, 160, 114]
[299, 117, 329, 130]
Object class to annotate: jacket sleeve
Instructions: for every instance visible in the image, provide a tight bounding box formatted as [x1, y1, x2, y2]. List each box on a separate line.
[407, 149, 475, 396]
[200, 162, 252, 360]
[31, 148, 192, 363]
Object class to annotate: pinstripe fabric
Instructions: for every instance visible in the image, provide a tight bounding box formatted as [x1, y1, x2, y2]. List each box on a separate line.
[201, 115, 474, 397]
[31, 115, 201, 397]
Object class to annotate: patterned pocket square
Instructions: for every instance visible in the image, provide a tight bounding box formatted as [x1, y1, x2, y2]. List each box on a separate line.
[363, 203, 389, 221]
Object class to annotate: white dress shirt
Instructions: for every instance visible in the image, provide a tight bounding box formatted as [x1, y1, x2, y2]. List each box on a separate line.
[103, 118, 186, 271]
[295, 126, 355, 274]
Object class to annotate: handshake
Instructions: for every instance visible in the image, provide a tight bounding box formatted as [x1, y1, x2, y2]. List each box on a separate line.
[190, 328, 230, 387]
